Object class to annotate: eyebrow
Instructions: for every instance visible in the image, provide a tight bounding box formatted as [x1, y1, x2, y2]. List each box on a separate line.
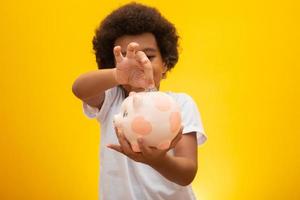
[121, 48, 157, 55]
[142, 48, 157, 53]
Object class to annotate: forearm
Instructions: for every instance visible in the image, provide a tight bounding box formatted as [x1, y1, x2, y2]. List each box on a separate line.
[72, 69, 118, 100]
[149, 154, 198, 186]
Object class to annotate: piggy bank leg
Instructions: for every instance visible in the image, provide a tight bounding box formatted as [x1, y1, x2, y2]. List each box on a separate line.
[131, 143, 141, 152]
[157, 141, 171, 150]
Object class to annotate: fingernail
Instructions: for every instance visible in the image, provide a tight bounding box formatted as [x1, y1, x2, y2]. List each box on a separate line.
[137, 137, 143, 143]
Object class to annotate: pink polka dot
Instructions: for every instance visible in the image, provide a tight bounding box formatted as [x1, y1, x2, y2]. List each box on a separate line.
[170, 112, 181, 133]
[153, 94, 171, 112]
[131, 116, 152, 135]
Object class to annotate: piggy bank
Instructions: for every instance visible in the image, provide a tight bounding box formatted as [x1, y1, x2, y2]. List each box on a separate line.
[113, 91, 182, 152]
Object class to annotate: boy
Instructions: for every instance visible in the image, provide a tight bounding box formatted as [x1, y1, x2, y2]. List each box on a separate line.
[72, 2, 206, 199]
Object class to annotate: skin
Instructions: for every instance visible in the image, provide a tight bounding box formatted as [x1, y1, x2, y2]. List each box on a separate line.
[113, 33, 166, 93]
[72, 32, 198, 186]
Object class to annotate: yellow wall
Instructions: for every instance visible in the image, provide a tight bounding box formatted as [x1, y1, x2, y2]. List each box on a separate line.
[0, 0, 299, 199]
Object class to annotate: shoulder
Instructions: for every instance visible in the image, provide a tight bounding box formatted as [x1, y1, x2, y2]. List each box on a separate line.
[165, 91, 207, 145]
[165, 91, 196, 108]
[82, 86, 124, 122]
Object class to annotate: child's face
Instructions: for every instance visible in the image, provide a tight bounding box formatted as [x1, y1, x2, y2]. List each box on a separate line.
[114, 32, 167, 92]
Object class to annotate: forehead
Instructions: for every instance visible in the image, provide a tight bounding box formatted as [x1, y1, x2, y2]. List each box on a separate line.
[114, 33, 158, 51]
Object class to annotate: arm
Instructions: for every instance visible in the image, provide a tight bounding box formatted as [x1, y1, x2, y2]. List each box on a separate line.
[72, 69, 118, 108]
[149, 133, 198, 186]
[108, 129, 198, 186]
[72, 42, 154, 108]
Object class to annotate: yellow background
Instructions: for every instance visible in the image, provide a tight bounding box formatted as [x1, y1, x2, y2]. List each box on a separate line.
[0, 0, 299, 199]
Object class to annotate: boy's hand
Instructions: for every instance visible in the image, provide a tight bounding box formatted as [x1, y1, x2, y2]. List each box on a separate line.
[113, 42, 155, 89]
[107, 127, 183, 166]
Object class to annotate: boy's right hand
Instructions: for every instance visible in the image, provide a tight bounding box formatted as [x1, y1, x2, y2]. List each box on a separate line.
[113, 42, 155, 89]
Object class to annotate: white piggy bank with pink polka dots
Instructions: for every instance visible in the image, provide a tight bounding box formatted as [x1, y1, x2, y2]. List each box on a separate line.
[113, 91, 182, 152]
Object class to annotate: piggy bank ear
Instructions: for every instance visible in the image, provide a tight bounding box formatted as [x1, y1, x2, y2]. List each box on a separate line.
[129, 91, 136, 96]
[133, 94, 142, 110]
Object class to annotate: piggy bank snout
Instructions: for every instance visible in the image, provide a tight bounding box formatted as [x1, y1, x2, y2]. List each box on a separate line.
[113, 114, 122, 127]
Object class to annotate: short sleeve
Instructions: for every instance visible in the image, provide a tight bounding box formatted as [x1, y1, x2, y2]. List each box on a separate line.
[178, 94, 207, 146]
[83, 102, 100, 119]
[82, 86, 123, 123]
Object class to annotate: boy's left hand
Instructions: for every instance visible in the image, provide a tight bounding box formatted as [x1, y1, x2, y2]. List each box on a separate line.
[107, 127, 183, 166]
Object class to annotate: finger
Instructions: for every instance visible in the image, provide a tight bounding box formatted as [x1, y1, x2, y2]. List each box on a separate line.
[170, 126, 183, 148]
[106, 144, 123, 153]
[114, 127, 135, 156]
[112, 129, 143, 162]
[177, 126, 183, 136]
[114, 127, 126, 147]
[174, 126, 183, 141]
[172, 126, 183, 142]
[114, 127, 126, 145]
[137, 137, 152, 156]
[113, 46, 123, 63]
[136, 51, 155, 89]
[126, 42, 139, 59]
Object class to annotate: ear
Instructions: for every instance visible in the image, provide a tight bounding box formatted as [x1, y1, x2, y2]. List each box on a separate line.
[133, 94, 143, 110]
[163, 67, 168, 73]
[129, 91, 136, 96]
[162, 63, 168, 73]
[162, 65, 168, 79]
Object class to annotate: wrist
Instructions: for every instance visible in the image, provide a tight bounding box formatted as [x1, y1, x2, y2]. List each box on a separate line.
[148, 154, 171, 169]
[112, 68, 118, 83]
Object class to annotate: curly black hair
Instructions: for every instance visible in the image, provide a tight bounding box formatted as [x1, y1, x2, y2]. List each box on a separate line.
[92, 2, 179, 70]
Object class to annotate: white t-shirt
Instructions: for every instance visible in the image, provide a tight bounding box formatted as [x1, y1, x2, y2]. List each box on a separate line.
[83, 86, 207, 200]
